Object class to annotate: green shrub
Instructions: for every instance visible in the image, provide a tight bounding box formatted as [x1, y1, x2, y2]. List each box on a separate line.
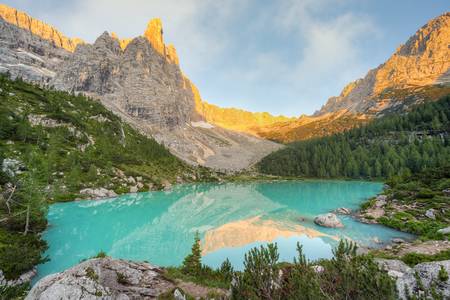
[94, 251, 107, 258]
[360, 198, 376, 210]
[0, 283, 30, 300]
[417, 188, 434, 199]
[438, 265, 449, 282]
[232, 243, 280, 300]
[116, 272, 128, 285]
[85, 267, 99, 281]
[219, 258, 233, 282]
[232, 240, 397, 300]
[400, 250, 450, 267]
[0, 229, 48, 280]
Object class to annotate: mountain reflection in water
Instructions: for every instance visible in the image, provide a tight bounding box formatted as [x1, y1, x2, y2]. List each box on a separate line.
[36, 181, 414, 282]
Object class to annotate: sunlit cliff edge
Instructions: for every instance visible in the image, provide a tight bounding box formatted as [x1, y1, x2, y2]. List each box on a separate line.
[0, 4, 84, 51]
[0, 3, 290, 137]
[0, 4, 448, 145]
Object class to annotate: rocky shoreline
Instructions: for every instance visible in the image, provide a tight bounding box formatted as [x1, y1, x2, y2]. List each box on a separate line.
[26, 256, 450, 300]
[26, 257, 227, 300]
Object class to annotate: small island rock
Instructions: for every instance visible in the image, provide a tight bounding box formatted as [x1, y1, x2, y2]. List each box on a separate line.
[314, 213, 344, 228]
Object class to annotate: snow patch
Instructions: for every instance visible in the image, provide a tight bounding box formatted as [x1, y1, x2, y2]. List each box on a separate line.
[191, 121, 214, 129]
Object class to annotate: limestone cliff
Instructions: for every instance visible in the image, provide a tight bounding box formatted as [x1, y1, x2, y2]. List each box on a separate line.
[0, 4, 83, 52]
[196, 100, 294, 135]
[259, 12, 450, 143]
[184, 78, 293, 134]
[318, 12, 450, 115]
[0, 4, 281, 170]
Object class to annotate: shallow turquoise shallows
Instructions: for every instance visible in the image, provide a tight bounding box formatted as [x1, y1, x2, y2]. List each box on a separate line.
[35, 181, 413, 282]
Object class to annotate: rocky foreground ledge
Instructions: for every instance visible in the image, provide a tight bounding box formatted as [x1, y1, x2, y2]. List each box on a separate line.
[26, 256, 450, 299]
[26, 258, 226, 300]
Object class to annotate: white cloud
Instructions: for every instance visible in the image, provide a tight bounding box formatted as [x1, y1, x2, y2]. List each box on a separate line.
[36, 0, 249, 73]
[5, 0, 381, 115]
[219, 0, 380, 114]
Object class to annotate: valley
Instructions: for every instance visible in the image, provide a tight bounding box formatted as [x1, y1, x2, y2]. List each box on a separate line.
[0, 3, 448, 300]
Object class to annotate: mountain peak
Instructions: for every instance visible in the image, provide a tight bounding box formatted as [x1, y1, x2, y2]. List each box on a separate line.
[0, 3, 84, 52]
[110, 32, 132, 50]
[318, 12, 450, 116]
[144, 18, 165, 56]
[396, 12, 450, 57]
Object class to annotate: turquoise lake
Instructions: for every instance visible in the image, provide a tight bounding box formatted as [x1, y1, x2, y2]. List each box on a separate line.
[36, 180, 414, 281]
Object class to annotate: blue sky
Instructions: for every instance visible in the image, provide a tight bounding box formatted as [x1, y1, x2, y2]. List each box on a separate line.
[4, 0, 449, 116]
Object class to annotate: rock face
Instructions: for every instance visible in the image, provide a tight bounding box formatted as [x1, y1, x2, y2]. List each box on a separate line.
[314, 213, 344, 228]
[51, 31, 194, 130]
[0, 4, 83, 52]
[254, 13, 450, 143]
[376, 259, 450, 299]
[0, 4, 281, 170]
[26, 258, 175, 299]
[195, 97, 294, 135]
[0, 16, 70, 83]
[318, 12, 450, 116]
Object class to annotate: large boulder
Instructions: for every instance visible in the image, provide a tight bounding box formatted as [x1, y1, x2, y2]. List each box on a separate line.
[438, 227, 450, 235]
[79, 188, 117, 200]
[376, 259, 450, 299]
[314, 213, 344, 228]
[26, 258, 174, 300]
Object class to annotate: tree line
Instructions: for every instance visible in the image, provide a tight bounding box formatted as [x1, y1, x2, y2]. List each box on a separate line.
[258, 95, 450, 178]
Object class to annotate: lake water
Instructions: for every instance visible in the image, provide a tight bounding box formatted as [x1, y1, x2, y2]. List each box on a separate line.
[35, 180, 414, 282]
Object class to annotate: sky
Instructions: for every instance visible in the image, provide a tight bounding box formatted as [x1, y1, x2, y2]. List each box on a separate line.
[4, 0, 449, 116]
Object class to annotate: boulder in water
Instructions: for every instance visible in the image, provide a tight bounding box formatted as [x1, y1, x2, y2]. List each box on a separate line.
[314, 213, 344, 228]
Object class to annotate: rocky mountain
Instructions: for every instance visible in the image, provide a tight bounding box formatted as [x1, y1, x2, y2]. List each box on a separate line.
[0, 4, 281, 171]
[0, 4, 84, 52]
[318, 12, 450, 116]
[255, 12, 450, 143]
[195, 98, 295, 135]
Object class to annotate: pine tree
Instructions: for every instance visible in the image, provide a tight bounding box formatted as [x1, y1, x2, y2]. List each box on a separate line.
[182, 231, 202, 276]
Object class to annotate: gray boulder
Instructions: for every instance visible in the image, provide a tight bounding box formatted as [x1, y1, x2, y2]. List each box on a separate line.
[314, 213, 344, 228]
[173, 288, 186, 300]
[79, 188, 117, 200]
[425, 208, 436, 220]
[377, 259, 450, 299]
[392, 238, 406, 244]
[437, 226, 450, 235]
[1, 158, 24, 177]
[26, 258, 175, 300]
[375, 195, 387, 207]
